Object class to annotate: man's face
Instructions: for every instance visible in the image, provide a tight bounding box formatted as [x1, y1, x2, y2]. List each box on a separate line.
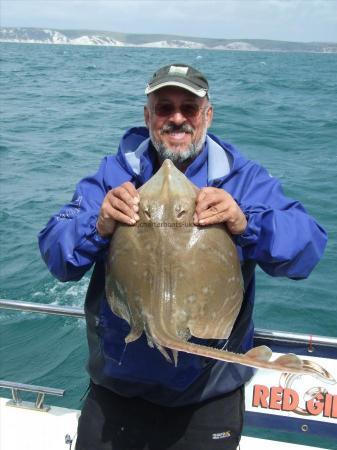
[144, 87, 213, 165]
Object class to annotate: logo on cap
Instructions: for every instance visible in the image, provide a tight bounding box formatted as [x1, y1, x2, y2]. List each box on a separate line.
[168, 65, 189, 76]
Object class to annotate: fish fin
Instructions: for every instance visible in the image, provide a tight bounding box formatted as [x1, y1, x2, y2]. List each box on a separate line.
[144, 330, 172, 362]
[171, 349, 179, 367]
[273, 353, 303, 370]
[245, 345, 273, 362]
[125, 327, 143, 344]
[154, 342, 173, 363]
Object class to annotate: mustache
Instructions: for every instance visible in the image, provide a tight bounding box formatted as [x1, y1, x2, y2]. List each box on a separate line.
[160, 123, 194, 134]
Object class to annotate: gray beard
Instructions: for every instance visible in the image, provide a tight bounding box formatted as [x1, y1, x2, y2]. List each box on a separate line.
[149, 126, 207, 166]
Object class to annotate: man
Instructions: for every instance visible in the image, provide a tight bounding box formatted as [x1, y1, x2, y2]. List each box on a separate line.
[39, 64, 327, 450]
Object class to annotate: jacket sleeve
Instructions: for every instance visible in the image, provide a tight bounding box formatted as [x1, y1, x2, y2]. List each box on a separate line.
[234, 164, 327, 279]
[38, 158, 111, 282]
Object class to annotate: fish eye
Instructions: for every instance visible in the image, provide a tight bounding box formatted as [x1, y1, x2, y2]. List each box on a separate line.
[142, 203, 151, 220]
[175, 205, 186, 219]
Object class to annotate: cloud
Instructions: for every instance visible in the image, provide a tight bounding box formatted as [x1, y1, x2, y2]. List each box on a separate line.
[2, 0, 337, 42]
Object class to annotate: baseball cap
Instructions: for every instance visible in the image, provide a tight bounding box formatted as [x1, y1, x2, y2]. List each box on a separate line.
[145, 64, 209, 98]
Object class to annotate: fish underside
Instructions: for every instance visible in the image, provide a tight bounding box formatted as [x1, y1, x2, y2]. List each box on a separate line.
[106, 160, 322, 378]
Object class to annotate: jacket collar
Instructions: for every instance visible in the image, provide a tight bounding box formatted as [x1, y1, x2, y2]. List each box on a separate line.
[119, 127, 234, 186]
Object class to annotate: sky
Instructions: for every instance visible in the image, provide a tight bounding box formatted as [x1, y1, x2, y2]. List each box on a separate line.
[1, 0, 337, 43]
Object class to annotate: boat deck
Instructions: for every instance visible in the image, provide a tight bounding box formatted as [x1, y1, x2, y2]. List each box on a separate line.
[0, 397, 330, 450]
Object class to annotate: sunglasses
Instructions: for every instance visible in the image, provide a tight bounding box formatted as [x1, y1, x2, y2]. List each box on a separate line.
[152, 102, 205, 118]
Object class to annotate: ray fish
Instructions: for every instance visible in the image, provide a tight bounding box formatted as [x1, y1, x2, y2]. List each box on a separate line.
[106, 159, 317, 375]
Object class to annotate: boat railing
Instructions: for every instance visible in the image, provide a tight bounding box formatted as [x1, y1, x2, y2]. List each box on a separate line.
[1, 297, 337, 347]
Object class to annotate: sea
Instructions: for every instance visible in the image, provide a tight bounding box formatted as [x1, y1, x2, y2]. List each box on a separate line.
[0, 42, 336, 448]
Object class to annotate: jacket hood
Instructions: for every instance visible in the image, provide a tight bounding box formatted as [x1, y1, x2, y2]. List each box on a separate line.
[115, 126, 250, 183]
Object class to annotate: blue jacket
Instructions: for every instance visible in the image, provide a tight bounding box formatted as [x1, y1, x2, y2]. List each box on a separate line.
[38, 127, 327, 406]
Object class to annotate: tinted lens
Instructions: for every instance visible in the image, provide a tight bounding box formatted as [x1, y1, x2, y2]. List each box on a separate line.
[154, 103, 201, 118]
[154, 103, 175, 117]
[181, 104, 200, 117]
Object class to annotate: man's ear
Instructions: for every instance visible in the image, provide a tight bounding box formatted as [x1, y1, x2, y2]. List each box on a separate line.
[206, 105, 213, 128]
[144, 105, 150, 128]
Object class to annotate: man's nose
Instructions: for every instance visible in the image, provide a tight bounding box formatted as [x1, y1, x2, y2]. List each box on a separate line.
[168, 110, 187, 125]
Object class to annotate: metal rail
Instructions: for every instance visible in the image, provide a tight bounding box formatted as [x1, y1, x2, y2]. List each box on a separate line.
[254, 328, 337, 347]
[0, 298, 84, 318]
[0, 380, 64, 397]
[0, 380, 64, 412]
[1, 298, 337, 347]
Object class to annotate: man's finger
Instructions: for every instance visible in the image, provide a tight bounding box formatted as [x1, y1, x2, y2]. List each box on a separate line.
[197, 208, 247, 235]
[196, 187, 231, 210]
[195, 188, 208, 204]
[108, 193, 138, 220]
[196, 202, 230, 221]
[111, 209, 137, 225]
[195, 187, 224, 210]
[195, 193, 225, 215]
[198, 210, 230, 226]
[111, 186, 138, 210]
[121, 182, 140, 203]
[101, 202, 136, 226]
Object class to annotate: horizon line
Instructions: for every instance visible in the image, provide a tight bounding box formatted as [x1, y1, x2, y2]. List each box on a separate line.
[1, 25, 337, 45]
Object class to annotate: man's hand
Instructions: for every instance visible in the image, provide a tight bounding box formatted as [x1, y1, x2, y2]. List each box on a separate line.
[193, 187, 247, 235]
[96, 182, 140, 237]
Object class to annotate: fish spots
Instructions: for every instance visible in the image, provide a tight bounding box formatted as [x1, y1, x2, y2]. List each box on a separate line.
[219, 254, 229, 264]
[115, 281, 126, 297]
[142, 269, 153, 282]
[187, 294, 196, 303]
[173, 309, 188, 324]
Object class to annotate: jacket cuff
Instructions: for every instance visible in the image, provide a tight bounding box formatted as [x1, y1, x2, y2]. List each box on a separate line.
[233, 208, 260, 247]
[86, 217, 110, 248]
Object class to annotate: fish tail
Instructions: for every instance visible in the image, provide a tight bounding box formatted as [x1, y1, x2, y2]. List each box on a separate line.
[148, 325, 319, 375]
